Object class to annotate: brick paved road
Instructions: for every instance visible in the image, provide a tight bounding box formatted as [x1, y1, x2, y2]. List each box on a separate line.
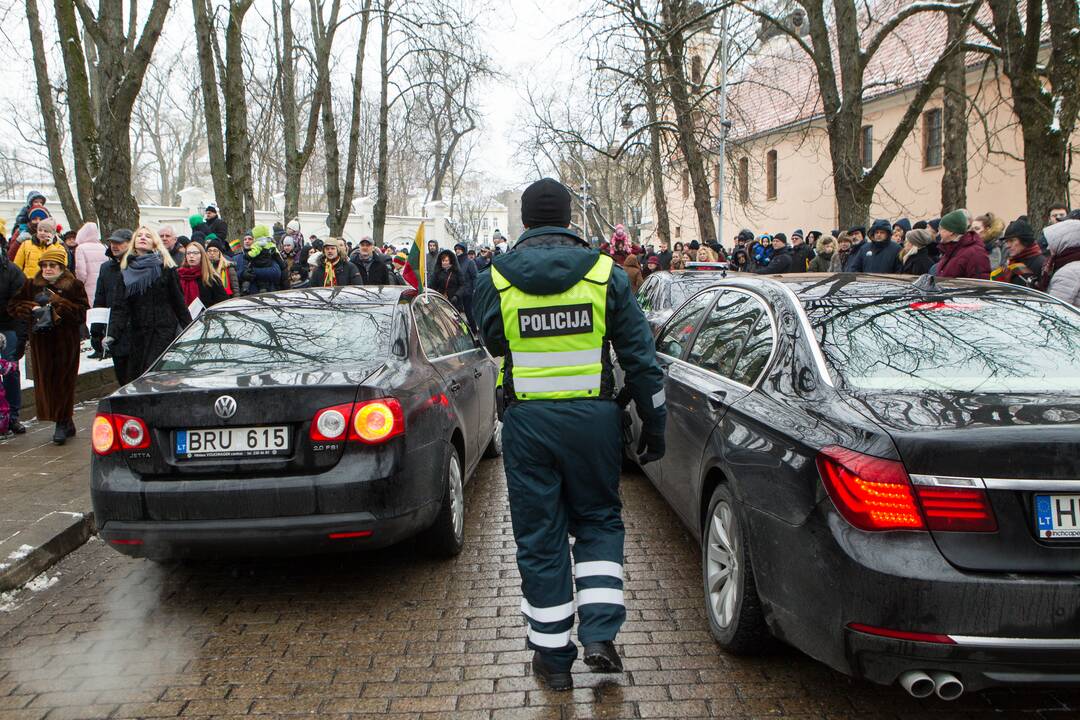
[0, 458, 1076, 719]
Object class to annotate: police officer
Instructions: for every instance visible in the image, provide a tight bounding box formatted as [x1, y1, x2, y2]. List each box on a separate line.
[473, 179, 667, 690]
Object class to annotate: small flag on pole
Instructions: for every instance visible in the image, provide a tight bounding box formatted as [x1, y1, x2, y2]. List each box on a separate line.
[407, 222, 426, 291]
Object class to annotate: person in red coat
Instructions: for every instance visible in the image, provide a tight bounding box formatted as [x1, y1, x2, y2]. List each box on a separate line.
[392, 252, 420, 290]
[935, 209, 990, 280]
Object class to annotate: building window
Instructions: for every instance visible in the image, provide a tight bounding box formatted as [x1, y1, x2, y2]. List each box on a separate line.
[923, 109, 943, 168]
[860, 125, 873, 169]
[738, 157, 749, 204]
[766, 149, 778, 200]
[682, 168, 690, 200]
[675, 225, 682, 239]
[691, 55, 703, 85]
[481, 217, 489, 230]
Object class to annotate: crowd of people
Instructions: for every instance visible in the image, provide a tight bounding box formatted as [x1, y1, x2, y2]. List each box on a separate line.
[0, 187, 1078, 444]
[608, 205, 1080, 308]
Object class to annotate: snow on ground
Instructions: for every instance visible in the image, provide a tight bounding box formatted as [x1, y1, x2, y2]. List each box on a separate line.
[19, 339, 112, 390]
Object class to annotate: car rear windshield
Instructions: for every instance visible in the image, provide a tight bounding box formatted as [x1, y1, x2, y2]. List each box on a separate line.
[805, 294, 1080, 393]
[155, 305, 394, 372]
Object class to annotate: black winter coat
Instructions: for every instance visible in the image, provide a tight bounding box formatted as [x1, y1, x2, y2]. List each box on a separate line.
[848, 239, 902, 274]
[351, 253, 390, 285]
[755, 246, 794, 275]
[108, 267, 193, 377]
[309, 258, 360, 287]
[456, 253, 478, 296]
[197, 217, 229, 243]
[0, 253, 26, 336]
[900, 247, 935, 276]
[91, 253, 127, 354]
[432, 251, 465, 310]
[790, 243, 814, 272]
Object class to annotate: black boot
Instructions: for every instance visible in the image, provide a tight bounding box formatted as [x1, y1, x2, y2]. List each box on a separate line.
[531, 652, 573, 691]
[583, 641, 623, 673]
[9, 419, 25, 435]
[64, 419, 76, 438]
[52, 423, 66, 445]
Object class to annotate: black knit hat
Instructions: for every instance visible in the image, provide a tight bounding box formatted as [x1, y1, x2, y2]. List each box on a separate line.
[1002, 218, 1035, 245]
[521, 178, 572, 228]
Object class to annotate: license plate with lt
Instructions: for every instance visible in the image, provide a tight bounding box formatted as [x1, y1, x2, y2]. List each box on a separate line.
[175, 426, 289, 459]
[1035, 494, 1080, 539]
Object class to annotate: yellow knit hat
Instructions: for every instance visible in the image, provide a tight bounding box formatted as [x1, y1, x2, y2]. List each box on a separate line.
[38, 244, 68, 267]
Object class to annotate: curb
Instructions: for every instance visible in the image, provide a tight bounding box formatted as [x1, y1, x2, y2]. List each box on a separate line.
[0, 511, 96, 592]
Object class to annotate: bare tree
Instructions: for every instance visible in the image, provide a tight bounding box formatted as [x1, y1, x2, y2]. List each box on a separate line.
[940, 9, 968, 213]
[48, 0, 170, 230]
[276, 0, 324, 223]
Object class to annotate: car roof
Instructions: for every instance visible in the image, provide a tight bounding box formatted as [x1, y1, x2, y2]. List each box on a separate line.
[647, 270, 731, 283]
[702, 272, 1046, 303]
[207, 286, 416, 312]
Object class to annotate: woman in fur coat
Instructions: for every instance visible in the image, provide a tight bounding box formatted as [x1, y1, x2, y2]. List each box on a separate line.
[7, 244, 88, 444]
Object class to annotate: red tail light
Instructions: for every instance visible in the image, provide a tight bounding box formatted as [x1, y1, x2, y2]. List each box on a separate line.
[92, 413, 150, 455]
[847, 622, 955, 644]
[914, 486, 997, 532]
[310, 399, 404, 444]
[816, 446, 924, 531]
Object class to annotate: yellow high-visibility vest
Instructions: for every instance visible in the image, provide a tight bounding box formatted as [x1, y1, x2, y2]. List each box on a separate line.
[491, 254, 613, 401]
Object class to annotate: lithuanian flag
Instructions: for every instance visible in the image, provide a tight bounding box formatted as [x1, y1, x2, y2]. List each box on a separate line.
[406, 222, 426, 291]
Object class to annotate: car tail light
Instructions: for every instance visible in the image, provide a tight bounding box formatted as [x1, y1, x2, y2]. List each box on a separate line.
[914, 486, 997, 533]
[92, 413, 150, 455]
[816, 446, 924, 531]
[847, 622, 956, 644]
[311, 403, 352, 441]
[92, 415, 118, 455]
[350, 399, 404, 444]
[310, 399, 404, 444]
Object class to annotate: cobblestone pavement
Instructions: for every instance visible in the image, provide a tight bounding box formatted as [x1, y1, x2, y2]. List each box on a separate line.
[0, 458, 1077, 719]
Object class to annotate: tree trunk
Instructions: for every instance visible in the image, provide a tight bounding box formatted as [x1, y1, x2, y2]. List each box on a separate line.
[372, 0, 392, 245]
[26, 0, 83, 227]
[279, 0, 323, 223]
[657, 0, 715, 245]
[192, 0, 230, 221]
[52, 0, 96, 221]
[940, 11, 967, 214]
[224, 0, 256, 233]
[328, 0, 373, 235]
[643, 40, 671, 248]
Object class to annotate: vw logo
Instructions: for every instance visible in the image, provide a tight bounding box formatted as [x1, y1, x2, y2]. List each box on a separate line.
[214, 395, 237, 420]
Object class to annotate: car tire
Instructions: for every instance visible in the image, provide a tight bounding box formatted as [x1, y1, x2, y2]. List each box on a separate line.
[702, 484, 771, 654]
[482, 421, 502, 459]
[421, 445, 465, 557]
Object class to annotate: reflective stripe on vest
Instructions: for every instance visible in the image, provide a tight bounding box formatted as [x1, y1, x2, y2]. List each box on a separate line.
[491, 254, 613, 401]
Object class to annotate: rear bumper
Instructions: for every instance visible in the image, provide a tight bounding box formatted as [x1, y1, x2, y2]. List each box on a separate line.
[98, 504, 436, 559]
[846, 628, 1080, 692]
[746, 503, 1080, 691]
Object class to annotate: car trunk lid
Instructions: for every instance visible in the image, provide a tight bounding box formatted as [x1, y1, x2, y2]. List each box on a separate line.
[845, 391, 1080, 574]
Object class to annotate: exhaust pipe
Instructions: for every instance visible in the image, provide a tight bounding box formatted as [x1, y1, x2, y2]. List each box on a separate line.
[898, 670, 935, 699]
[929, 671, 964, 701]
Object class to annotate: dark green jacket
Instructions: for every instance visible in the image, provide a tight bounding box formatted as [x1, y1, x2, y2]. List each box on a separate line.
[472, 227, 667, 427]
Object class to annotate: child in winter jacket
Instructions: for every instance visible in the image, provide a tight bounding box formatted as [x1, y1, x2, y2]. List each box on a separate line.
[0, 335, 17, 437]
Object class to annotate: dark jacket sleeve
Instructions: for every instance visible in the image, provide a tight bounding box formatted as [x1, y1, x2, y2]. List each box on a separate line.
[165, 270, 194, 327]
[606, 266, 667, 430]
[309, 264, 325, 287]
[472, 269, 506, 357]
[847, 247, 865, 273]
[107, 276, 129, 342]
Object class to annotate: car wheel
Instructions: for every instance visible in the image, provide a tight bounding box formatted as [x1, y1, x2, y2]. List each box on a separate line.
[482, 421, 502, 458]
[421, 445, 465, 557]
[702, 484, 771, 654]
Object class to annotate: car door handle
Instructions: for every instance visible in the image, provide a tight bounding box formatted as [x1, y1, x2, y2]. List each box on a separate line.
[707, 390, 727, 405]
[473, 369, 483, 378]
[450, 382, 462, 393]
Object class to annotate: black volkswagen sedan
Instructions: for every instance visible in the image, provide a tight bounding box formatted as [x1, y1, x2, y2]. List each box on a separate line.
[629, 273, 1080, 697]
[91, 287, 500, 560]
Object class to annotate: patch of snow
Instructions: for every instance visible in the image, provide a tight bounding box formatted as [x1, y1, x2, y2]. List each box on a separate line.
[25, 574, 59, 592]
[1050, 95, 1063, 134]
[7, 544, 35, 562]
[0, 591, 18, 612]
[55, 512, 84, 519]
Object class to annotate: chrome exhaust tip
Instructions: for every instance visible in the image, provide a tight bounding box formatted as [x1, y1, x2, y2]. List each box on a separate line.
[929, 671, 964, 701]
[898, 670, 935, 699]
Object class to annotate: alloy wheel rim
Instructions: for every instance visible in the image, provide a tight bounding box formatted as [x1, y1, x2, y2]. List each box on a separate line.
[449, 454, 464, 540]
[706, 501, 739, 628]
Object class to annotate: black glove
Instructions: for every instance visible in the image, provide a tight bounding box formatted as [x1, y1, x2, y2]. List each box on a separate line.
[637, 428, 665, 464]
[615, 385, 632, 409]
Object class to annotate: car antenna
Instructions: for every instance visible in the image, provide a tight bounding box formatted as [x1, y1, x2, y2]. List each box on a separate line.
[912, 273, 941, 293]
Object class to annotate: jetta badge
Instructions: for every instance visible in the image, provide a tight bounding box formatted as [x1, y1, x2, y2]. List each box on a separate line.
[214, 395, 237, 420]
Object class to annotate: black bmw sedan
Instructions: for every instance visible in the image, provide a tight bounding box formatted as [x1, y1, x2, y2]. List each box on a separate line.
[630, 273, 1080, 697]
[91, 287, 500, 560]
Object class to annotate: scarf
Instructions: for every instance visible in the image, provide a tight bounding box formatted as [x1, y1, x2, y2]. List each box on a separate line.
[323, 259, 337, 287]
[122, 252, 163, 297]
[1038, 245, 1080, 291]
[178, 265, 202, 305]
[216, 262, 232, 295]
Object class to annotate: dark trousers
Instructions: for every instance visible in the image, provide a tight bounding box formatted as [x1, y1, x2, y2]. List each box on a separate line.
[0, 330, 19, 421]
[112, 355, 133, 386]
[503, 398, 625, 671]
